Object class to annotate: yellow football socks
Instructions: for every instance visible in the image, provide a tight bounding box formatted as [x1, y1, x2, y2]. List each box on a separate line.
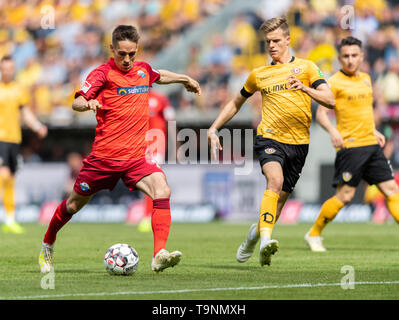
[309, 196, 345, 236]
[259, 190, 279, 239]
[3, 177, 15, 218]
[386, 192, 399, 223]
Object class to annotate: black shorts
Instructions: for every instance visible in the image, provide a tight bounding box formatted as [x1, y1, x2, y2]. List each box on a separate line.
[332, 144, 394, 188]
[254, 136, 309, 193]
[0, 141, 20, 174]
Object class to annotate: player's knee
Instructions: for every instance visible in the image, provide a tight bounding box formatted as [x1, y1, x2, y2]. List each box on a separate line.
[385, 182, 399, 197]
[66, 198, 88, 214]
[339, 191, 355, 204]
[66, 200, 79, 214]
[266, 176, 284, 193]
[153, 184, 171, 199]
[0, 167, 12, 180]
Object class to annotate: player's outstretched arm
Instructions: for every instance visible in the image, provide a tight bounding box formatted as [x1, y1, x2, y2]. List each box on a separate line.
[156, 69, 201, 95]
[72, 95, 102, 113]
[287, 76, 335, 109]
[208, 93, 247, 160]
[316, 105, 344, 148]
[21, 106, 47, 138]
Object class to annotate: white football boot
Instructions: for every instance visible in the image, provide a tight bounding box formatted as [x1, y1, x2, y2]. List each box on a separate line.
[39, 243, 54, 273]
[304, 232, 326, 252]
[259, 239, 279, 266]
[236, 224, 259, 263]
[151, 249, 182, 273]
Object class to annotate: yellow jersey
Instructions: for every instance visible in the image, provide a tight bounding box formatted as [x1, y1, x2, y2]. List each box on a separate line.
[0, 81, 30, 144]
[328, 70, 377, 149]
[243, 57, 325, 145]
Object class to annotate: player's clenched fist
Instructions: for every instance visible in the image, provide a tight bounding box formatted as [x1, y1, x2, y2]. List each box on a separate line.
[287, 75, 305, 91]
[184, 77, 201, 95]
[87, 99, 102, 112]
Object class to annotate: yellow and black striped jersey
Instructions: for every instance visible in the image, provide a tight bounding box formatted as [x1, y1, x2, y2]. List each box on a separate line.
[0, 81, 30, 144]
[328, 70, 376, 149]
[242, 56, 325, 145]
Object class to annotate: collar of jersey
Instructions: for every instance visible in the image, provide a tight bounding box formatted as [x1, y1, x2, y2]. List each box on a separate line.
[108, 57, 136, 74]
[270, 56, 295, 65]
[339, 69, 360, 78]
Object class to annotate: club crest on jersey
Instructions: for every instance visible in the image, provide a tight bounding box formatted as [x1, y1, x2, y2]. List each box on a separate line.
[265, 148, 276, 154]
[137, 70, 145, 78]
[81, 81, 92, 93]
[342, 172, 352, 182]
[80, 182, 90, 192]
[292, 67, 301, 75]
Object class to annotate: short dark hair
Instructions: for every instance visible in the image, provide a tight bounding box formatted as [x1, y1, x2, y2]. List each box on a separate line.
[339, 36, 362, 51]
[112, 25, 140, 47]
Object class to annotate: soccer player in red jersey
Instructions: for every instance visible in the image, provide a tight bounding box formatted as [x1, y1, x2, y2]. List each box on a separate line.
[138, 90, 176, 233]
[39, 25, 201, 273]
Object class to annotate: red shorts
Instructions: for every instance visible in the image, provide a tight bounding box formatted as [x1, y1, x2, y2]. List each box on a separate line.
[73, 154, 164, 196]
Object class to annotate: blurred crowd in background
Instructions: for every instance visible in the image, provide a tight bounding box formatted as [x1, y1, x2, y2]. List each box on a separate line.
[2, 0, 399, 165]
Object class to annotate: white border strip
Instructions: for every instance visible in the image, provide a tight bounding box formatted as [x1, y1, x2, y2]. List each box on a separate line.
[1, 280, 399, 300]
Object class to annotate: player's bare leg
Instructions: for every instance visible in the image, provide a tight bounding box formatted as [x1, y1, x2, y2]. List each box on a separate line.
[39, 191, 92, 273]
[136, 172, 182, 272]
[276, 191, 291, 222]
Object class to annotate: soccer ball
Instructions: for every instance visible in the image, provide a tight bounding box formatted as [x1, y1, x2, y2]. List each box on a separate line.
[104, 243, 139, 275]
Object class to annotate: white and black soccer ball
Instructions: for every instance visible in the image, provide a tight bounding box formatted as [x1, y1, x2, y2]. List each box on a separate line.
[104, 243, 139, 275]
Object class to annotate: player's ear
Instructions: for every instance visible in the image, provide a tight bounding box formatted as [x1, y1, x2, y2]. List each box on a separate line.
[109, 43, 114, 53]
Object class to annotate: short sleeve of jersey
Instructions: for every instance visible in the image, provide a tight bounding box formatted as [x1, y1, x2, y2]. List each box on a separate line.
[306, 60, 326, 89]
[75, 67, 107, 100]
[139, 62, 161, 86]
[243, 69, 258, 94]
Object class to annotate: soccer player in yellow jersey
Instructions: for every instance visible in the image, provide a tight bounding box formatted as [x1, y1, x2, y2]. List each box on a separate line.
[208, 16, 335, 266]
[0, 56, 47, 234]
[305, 36, 399, 252]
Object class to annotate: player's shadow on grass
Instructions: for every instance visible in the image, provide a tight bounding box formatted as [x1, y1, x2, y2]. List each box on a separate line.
[285, 245, 399, 252]
[324, 246, 399, 252]
[201, 264, 261, 271]
[28, 269, 104, 274]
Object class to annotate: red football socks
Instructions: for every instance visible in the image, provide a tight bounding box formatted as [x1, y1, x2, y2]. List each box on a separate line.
[144, 194, 153, 218]
[43, 199, 73, 245]
[151, 198, 171, 257]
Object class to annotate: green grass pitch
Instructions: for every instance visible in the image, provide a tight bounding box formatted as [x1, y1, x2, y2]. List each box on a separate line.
[0, 222, 398, 300]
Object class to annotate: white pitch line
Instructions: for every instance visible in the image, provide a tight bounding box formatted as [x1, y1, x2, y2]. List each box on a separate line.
[1, 280, 399, 300]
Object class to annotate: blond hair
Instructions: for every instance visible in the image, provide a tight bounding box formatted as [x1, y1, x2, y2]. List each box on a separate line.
[260, 16, 290, 36]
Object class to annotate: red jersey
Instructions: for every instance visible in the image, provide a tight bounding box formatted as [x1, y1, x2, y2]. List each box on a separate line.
[75, 58, 160, 160]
